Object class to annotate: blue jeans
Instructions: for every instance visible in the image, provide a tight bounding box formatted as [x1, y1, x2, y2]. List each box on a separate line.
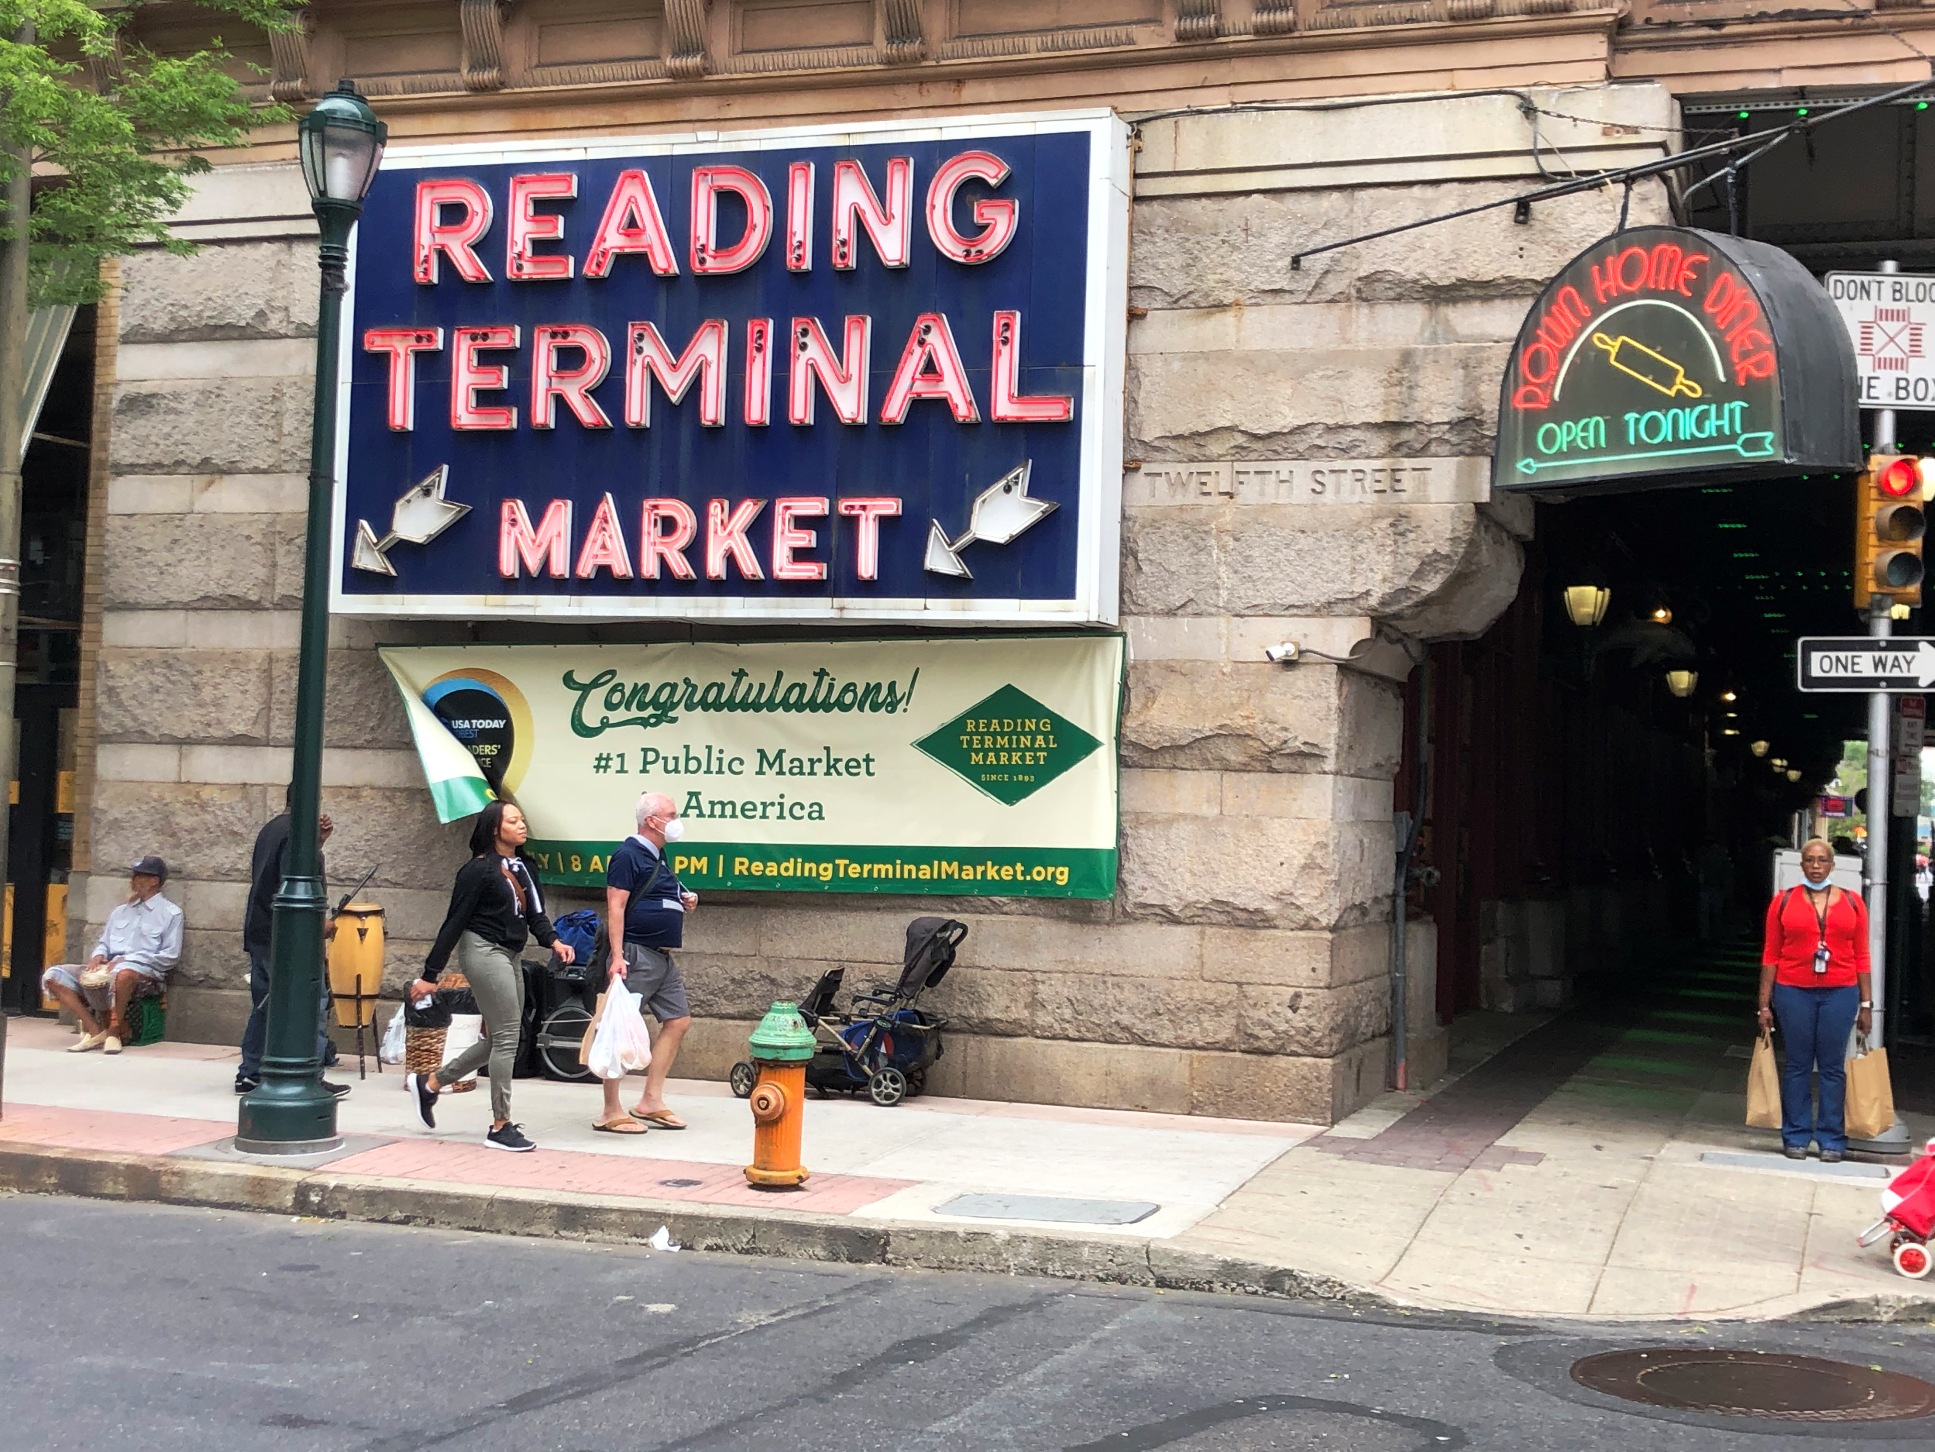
[1770, 981, 1861, 1153]
[237, 950, 334, 1080]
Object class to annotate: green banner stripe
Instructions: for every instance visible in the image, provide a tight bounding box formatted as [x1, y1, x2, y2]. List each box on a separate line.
[527, 839, 1116, 899]
[430, 775, 495, 820]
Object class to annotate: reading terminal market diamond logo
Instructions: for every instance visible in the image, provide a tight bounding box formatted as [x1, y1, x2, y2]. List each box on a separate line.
[913, 685, 1101, 806]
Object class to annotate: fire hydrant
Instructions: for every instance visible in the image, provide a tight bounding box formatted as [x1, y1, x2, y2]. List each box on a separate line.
[744, 1002, 816, 1190]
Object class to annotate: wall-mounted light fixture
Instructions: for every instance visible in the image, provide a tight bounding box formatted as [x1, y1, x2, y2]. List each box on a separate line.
[1562, 584, 1611, 628]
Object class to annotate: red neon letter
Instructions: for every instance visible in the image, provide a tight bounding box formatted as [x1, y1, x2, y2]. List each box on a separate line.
[772, 497, 830, 581]
[926, 151, 1017, 265]
[706, 498, 766, 580]
[414, 179, 494, 284]
[507, 173, 576, 281]
[499, 499, 572, 578]
[989, 311, 1072, 423]
[837, 497, 900, 582]
[691, 166, 772, 275]
[363, 327, 443, 431]
[881, 313, 979, 424]
[583, 169, 679, 278]
[788, 315, 871, 426]
[744, 318, 773, 426]
[531, 324, 613, 429]
[624, 320, 726, 428]
[832, 157, 913, 270]
[785, 162, 813, 272]
[451, 325, 520, 430]
[575, 492, 634, 579]
[640, 499, 698, 581]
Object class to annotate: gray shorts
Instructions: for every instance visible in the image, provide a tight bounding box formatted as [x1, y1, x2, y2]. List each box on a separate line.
[43, 961, 165, 1013]
[620, 942, 689, 1023]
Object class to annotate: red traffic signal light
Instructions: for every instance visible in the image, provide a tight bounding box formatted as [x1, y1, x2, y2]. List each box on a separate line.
[1879, 455, 1921, 498]
[1855, 454, 1927, 610]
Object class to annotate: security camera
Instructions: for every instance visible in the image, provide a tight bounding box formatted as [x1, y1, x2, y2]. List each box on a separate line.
[1264, 642, 1302, 664]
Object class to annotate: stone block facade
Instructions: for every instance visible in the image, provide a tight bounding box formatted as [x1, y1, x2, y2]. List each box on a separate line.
[70, 81, 1675, 1124]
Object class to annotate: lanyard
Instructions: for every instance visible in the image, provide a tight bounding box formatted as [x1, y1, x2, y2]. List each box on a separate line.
[1799, 886, 1832, 972]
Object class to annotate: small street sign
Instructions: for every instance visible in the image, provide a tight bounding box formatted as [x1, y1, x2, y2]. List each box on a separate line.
[1796, 636, 1935, 692]
[1826, 271, 1935, 409]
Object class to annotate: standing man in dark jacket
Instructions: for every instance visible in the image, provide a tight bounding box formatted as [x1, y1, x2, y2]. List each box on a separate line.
[236, 789, 347, 1096]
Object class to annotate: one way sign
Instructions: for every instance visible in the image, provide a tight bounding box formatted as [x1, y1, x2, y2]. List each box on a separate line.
[1796, 637, 1935, 692]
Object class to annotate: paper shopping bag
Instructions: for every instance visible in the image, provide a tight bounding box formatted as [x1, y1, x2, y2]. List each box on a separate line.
[1745, 1029, 1781, 1130]
[1846, 1041, 1896, 1141]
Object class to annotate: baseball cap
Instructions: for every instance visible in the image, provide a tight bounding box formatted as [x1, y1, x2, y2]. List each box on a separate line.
[130, 855, 169, 881]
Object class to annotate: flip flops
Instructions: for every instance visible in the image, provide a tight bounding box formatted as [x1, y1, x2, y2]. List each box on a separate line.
[629, 1109, 687, 1130]
[593, 1117, 647, 1135]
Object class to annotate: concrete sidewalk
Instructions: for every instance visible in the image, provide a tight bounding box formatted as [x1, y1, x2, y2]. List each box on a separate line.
[1, 991, 1930, 1321]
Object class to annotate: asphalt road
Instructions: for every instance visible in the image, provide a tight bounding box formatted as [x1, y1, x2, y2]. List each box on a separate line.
[2, 1195, 1933, 1451]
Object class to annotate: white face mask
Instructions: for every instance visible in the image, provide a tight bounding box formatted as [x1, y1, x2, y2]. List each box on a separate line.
[659, 818, 685, 843]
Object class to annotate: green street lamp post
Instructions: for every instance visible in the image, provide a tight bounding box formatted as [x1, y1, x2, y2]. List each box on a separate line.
[237, 81, 387, 1153]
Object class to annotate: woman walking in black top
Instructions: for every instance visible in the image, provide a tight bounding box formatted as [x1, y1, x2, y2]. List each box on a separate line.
[408, 801, 574, 1151]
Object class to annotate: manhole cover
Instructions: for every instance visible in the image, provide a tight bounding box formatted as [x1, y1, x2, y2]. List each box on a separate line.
[1570, 1349, 1935, 1423]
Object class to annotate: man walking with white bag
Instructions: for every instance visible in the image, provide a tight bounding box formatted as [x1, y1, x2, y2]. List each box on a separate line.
[593, 792, 698, 1135]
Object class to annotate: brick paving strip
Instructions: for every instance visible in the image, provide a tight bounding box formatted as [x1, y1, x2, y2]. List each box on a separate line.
[1308, 1010, 1637, 1171]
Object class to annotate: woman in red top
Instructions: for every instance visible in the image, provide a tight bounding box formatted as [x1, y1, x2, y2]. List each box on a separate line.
[1757, 838, 1873, 1161]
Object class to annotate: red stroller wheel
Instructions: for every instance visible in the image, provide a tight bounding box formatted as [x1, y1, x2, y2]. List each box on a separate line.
[1894, 1241, 1933, 1279]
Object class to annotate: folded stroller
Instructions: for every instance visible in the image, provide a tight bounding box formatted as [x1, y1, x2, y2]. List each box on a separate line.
[730, 916, 967, 1107]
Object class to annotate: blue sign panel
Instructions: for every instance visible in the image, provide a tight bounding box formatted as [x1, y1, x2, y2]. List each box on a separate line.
[332, 111, 1129, 623]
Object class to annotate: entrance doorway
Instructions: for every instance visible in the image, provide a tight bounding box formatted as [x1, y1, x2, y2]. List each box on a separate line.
[1, 308, 91, 1015]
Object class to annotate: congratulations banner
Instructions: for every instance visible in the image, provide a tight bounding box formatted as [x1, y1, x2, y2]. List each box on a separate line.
[379, 636, 1124, 898]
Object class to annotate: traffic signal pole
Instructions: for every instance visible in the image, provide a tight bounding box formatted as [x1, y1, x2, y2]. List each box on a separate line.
[1860, 262, 1910, 1153]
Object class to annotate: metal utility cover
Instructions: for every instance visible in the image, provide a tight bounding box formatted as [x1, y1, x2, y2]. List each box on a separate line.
[1571, 1348, 1935, 1422]
[937, 1193, 1159, 1225]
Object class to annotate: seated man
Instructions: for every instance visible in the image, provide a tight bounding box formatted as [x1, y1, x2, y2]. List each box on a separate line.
[43, 855, 183, 1055]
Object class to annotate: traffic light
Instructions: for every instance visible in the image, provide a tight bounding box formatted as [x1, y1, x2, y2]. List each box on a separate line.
[1854, 454, 1926, 610]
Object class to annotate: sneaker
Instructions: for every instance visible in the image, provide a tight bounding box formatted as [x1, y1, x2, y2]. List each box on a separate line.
[485, 1122, 536, 1153]
[234, 1075, 260, 1094]
[103, 1034, 123, 1055]
[1783, 1145, 1808, 1160]
[324, 1081, 351, 1099]
[68, 1032, 106, 1054]
[1822, 1150, 1846, 1164]
[407, 1072, 438, 1129]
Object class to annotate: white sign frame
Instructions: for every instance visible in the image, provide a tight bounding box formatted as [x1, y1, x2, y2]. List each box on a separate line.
[328, 109, 1131, 626]
[1826, 270, 1935, 410]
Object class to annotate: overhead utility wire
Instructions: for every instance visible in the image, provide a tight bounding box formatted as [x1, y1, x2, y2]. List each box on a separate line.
[1286, 77, 1935, 271]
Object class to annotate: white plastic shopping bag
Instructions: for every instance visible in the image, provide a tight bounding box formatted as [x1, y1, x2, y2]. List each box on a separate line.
[379, 1005, 407, 1064]
[588, 990, 652, 1080]
[441, 1013, 483, 1085]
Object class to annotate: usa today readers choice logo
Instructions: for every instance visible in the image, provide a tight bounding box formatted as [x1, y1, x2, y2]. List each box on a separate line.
[379, 637, 1124, 899]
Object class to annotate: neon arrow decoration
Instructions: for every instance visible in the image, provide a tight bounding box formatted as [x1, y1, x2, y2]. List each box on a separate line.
[923, 461, 1056, 580]
[351, 465, 470, 576]
[1515, 433, 1777, 477]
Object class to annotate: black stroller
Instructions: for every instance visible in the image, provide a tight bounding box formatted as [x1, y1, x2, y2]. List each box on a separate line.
[730, 916, 966, 1107]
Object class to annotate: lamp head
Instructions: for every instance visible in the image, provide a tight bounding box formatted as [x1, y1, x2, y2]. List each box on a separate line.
[1562, 584, 1610, 628]
[298, 80, 387, 209]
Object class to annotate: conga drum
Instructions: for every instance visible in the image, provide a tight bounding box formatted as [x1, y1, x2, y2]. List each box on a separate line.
[328, 902, 385, 1028]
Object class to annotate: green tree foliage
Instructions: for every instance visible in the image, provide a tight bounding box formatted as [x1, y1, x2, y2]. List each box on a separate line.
[1, 0, 299, 305]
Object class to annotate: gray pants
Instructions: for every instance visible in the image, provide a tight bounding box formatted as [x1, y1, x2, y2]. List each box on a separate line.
[437, 932, 522, 1124]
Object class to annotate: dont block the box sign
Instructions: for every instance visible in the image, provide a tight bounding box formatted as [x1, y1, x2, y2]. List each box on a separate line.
[332, 111, 1130, 623]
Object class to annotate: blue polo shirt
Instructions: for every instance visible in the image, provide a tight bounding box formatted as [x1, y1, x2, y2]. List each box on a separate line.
[607, 835, 684, 948]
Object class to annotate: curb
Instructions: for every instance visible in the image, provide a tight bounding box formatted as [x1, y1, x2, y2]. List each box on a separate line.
[0, 1142, 1387, 1309]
